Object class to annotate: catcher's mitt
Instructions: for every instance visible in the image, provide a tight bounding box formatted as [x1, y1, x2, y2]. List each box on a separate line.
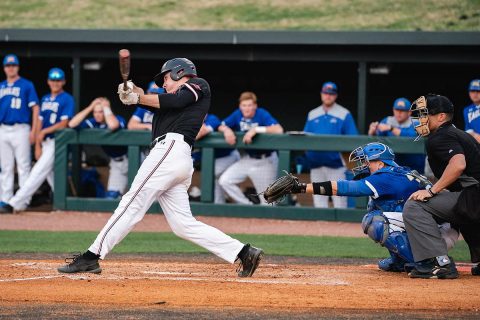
[262, 172, 306, 204]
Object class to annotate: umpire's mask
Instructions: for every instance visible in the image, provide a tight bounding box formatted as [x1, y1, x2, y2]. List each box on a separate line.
[410, 96, 430, 141]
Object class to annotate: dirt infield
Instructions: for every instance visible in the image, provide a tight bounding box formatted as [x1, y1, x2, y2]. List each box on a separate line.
[1, 255, 479, 319]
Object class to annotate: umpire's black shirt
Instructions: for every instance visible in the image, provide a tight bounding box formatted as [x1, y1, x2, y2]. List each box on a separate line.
[426, 121, 480, 191]
[147, 77, 210, 147]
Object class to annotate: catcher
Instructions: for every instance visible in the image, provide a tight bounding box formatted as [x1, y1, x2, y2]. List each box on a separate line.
[263, 142, 459, 272]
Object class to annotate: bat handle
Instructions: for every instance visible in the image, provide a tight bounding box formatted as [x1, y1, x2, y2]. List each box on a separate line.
[123, 80, 128, 91]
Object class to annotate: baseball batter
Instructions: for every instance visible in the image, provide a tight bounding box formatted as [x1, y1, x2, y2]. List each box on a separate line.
[0, 54, 40, 209]
[69, 97, 129, 199]
[218, 91, 283, 205]
[58, 58, 263, 277]
[0, 68, 74, 213]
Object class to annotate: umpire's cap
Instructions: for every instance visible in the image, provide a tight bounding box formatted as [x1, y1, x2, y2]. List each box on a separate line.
[424, 94, 454, 115]
[154, 58, 197, 85]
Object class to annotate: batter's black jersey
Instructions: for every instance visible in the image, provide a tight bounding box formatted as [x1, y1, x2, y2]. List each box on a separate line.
[149, 77, 211, 146]
[426, 122, 480, 191]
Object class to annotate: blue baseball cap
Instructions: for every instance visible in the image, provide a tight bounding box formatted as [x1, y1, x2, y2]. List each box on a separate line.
[48, 68, 65, 81]
[469, 79, 480, 92]
[321, 82, 337, 95]
[3, 54, 19, 66]
[393, 97, 411, 111]
[147, 81, 165, 94]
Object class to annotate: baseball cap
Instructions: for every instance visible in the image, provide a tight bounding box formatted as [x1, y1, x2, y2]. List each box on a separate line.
[3, 54, 19, 66]
[393, 97, 411, 111]
[469, 79, 480, 92]
[425, 94, 454, 115]
[321, 82, 337, 95]
[146, 81, 165, 94]
[48, 68, 65, 81]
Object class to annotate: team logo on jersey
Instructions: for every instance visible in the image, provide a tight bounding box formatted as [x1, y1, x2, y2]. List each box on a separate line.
[0, 86, 20, 98]
[468, 107, 480, 123]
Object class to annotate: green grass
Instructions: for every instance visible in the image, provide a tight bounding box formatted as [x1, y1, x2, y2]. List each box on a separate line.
[0, 0, 478, 30]
[0, 230, 471, 261]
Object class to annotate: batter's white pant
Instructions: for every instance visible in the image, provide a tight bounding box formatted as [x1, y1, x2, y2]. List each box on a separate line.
[88, 133, 245, 263]
[214, 150, 240, 204]
[0, 124, 31, 203]
[9, 139, 55, 211]
[310, 166, 347, 208]
[107, 156, 128, 193]
[219, 152, 278, 205]
[384, 211, 459, 250]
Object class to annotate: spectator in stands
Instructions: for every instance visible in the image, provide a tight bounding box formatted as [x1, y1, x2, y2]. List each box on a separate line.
[195, 114, 240, 203]
[368, 97, 425, 173]
[463, 79, 480, 143]
[0, 54, 40, 210]
[218, 91, 283, 205]
[304, 82, 358, 208]
[69, 97, 128, 199]
[0, 68, 74, 214]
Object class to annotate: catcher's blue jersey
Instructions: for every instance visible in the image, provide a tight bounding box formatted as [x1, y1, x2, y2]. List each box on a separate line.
[337, 166, 426, 212]
[0, 77, 39, 125]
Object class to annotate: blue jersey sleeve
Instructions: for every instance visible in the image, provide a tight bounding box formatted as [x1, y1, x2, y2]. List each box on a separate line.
[341, 113, 359, 135]
[79, 118, 94, 129]
[221, 110, 241, 130]
[376, 117, 389, 136]
[336, 180, 374, 197]
[132, 107, 145, 121]
[117, 115, 126, 129]
[398, 124, 417, 137]
[59, 95, 75, 121]
[204, 114, 221, 131]
[361, 174, 394, 199]
[27, 81, 39, 107]
[259, 108, 278, 126]
[464, 107, 472, 132]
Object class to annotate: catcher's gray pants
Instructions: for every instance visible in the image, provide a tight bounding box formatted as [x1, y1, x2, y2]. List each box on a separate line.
[403, 191, 480, 263]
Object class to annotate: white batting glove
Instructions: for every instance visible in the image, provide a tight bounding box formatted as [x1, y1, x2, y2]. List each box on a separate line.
[119, 92, 139, 105]
[117, 80, 134, 96]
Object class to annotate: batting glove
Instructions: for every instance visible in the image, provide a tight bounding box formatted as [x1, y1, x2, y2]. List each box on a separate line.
[119, 92, 139, 105]
[117, 81, 134, 96]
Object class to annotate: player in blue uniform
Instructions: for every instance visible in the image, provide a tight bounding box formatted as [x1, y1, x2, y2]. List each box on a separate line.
[284, 142, 458, 272]
[69, 97, 128, 199]
[303, 82, 359, 208]
[127, 82, 164, 131]
[195, 113, 240, 203]
[368, 97, 425, 173]
[218, 91, 283, 205]
[0, 68, 74, 213]
[0, 54, 40, 209]
[463, 79, 480, 143]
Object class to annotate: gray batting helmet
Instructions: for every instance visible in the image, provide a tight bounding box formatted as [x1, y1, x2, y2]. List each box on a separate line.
[154, 58, 197, 85]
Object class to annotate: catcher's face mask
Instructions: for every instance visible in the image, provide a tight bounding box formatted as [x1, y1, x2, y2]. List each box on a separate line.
[349, 146, 370, 180]
[410, 96, 430, 141]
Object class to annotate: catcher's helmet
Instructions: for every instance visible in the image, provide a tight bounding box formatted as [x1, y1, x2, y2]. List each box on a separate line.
[154, 58, 197, 85]
[349, 142, 398, 180]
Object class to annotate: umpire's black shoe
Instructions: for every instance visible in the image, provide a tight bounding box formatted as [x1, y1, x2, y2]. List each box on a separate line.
[408, 256, 458, 279]
[57, 252, 102, 274]
[0, 204, 13, 214]
[472, 263, 480, 276]
[236, 244, 263, 277]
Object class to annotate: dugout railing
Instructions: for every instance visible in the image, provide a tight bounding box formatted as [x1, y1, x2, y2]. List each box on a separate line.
[53, 129, 425, 222]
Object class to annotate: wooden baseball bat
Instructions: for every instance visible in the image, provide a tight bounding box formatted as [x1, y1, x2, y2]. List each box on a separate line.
[118, 49, 130, 91]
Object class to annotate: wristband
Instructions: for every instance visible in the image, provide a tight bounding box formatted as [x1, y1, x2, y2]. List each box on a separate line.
[312, 181, 333, 196]
[102, 106, 113, 116]
[255, 126, 267, 133]
[137, 93, 141, 104]
[427, 188, 437, 197]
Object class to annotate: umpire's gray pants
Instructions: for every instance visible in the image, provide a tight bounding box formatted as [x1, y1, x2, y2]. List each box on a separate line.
[403, 191, 480, 263]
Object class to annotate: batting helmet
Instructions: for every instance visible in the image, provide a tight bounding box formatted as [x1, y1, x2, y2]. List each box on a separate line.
[154, 58, 197, 85]
[349, 142, 398, 180]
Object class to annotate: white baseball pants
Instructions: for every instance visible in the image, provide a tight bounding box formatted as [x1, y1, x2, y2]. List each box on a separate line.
[0, 124, 31, 203]
[88, 133, 245, 263]
[9, 139, 55, 211]
[214, 150, 240, 204]
[107, 156, 128, 193]
[310, 166, 348, 208]
[219, 152, 278, 205]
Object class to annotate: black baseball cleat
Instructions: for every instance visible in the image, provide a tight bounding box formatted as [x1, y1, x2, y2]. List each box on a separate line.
[0, 204, 13, 214]
[472, 263, 480, 276]
[236, 244, 264, 277]
[57, 253, 102, 274]
[408, 256, 458, 279]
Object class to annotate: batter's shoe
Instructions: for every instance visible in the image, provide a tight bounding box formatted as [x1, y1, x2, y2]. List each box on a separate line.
[236, 244, 263, 277]
[472, 263, 480, 276]
[408, 256, 458, 279]
[57, 253, 102, 274]
[0, 204, 13, 214]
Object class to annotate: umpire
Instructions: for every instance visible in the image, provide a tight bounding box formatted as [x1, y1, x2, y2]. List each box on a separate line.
[404, 94, 480, 279]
